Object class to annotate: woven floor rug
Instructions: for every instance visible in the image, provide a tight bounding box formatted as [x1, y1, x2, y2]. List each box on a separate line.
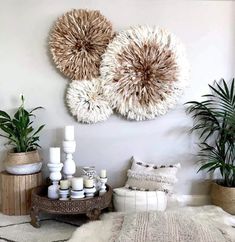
[0, 213, 86, 242]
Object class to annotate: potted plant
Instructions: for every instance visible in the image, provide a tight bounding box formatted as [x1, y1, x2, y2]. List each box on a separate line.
[0, 95, 45, 175]
[186, 79, 235, 214]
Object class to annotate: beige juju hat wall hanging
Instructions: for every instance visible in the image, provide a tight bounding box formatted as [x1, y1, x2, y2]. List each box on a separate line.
[49, 9, 114, 80]
[100, 25, 189, 121]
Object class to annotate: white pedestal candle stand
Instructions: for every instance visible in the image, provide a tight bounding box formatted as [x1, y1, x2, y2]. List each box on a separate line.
[47, 163, 63, 199]
[62, 140, 76, 180]
[99, 177, 108, 195]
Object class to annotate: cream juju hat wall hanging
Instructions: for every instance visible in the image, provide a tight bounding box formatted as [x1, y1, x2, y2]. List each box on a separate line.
[66, 79, 113, 124]
[100, 25, 189, 121]
[49, 9, 114, 124]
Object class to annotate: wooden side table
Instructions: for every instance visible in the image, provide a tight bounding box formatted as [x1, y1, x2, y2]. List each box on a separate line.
[30, 185, 113, 228]
[0, 171, 43, 215]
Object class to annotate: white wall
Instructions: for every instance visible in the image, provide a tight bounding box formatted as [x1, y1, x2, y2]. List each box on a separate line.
[0, 0, 234, 195]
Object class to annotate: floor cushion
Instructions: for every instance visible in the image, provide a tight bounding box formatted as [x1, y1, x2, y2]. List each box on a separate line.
[113, 187, 167, 212]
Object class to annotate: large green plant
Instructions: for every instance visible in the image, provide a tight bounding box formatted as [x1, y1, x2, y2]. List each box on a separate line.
[186, 79, 235, 187]
[0, 95, 45, 153]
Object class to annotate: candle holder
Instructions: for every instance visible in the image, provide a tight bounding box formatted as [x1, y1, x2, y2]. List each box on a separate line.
[63, 140, 76, 179]
[71, 189, 85, 199]
[47, 163, 63, 199]
[84, 187, 96, 197]
[59, 188, 70, 200]
[99, 177, 108, 195]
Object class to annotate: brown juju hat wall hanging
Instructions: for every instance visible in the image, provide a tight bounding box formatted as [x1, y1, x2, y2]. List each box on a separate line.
[49, 9, 114, 80]
[100, 26, 189, 121]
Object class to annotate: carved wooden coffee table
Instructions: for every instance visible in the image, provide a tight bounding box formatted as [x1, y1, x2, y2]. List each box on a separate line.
[30, 185, 112, 228]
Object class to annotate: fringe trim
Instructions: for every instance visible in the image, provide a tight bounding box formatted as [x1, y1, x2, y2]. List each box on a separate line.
[127, 170, 177, 184]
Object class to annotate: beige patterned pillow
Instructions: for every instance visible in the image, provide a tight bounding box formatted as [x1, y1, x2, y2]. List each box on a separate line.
[125, 157, 180, 193]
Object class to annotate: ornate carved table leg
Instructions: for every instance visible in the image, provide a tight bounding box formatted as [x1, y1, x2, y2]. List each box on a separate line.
[86, 208, 101, 221]
[30, 207, 40, 228]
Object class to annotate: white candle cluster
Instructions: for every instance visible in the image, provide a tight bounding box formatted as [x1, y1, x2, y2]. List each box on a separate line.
[48, 125, 108, 200]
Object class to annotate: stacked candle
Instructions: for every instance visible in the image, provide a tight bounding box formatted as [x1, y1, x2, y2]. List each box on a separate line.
[59, 180, 70, 200]
[84, 176, 96, 197]
[70, 177, 85, 199]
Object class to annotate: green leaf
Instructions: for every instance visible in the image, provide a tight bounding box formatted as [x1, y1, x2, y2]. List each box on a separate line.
[32, 125, 45, 137]
[0, 111, 11, 120]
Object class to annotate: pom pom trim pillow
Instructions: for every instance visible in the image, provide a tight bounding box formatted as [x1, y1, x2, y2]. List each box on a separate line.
[125, 157, 180, 193]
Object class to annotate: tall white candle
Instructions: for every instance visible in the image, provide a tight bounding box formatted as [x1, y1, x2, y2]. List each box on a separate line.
[65, 126, 75, 141]
[49, 147, 60, 164]
[100, 169, 107, 178]
[84, 179, 94, 188]
[72, 177, 83, 190]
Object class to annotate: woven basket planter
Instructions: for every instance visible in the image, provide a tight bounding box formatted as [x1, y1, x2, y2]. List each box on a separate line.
[4, 150, 42, 175]
[211, 181, 235, 214]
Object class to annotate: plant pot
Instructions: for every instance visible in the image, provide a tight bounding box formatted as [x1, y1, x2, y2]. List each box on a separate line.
[4, 150, 42, 175]
[211, 181, 235, 214]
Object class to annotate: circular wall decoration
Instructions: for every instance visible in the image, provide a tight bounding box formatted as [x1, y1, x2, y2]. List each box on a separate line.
[66, 79, 113, 124]
[49, 9, 114, 80]
[100, 26, 189, 121]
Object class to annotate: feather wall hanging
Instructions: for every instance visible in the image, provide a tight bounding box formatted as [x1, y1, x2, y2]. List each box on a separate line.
[49, 9, 114, 80]
[49, 9, 189, 123]
[100, 26, 189, 121]
[66, 79, 113, 124]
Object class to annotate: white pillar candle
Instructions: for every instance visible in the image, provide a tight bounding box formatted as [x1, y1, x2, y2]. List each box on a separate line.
[72, 177, 83, 190]
[84, 179, 94, 188]
[49, 147, 60, 164]
[60, 180, 69, 190]
[100, 169, 107, 178]
[65, 126, 75, 141]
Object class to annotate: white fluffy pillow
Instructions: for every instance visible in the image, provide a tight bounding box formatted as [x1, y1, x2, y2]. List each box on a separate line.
[125, 157, 180, 193]
[113, 187, 167, 212]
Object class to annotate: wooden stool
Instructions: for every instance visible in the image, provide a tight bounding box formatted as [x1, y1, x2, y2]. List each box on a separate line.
[0, 171, 43, 215]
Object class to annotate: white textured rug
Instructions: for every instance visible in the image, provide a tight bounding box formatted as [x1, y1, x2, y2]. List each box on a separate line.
[69, 206, 235, 242]
[1, 206, 235, 242]
[0, 213, 86, 242]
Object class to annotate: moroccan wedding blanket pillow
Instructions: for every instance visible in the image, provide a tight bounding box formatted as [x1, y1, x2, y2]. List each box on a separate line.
[125, 157, 180, 193]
